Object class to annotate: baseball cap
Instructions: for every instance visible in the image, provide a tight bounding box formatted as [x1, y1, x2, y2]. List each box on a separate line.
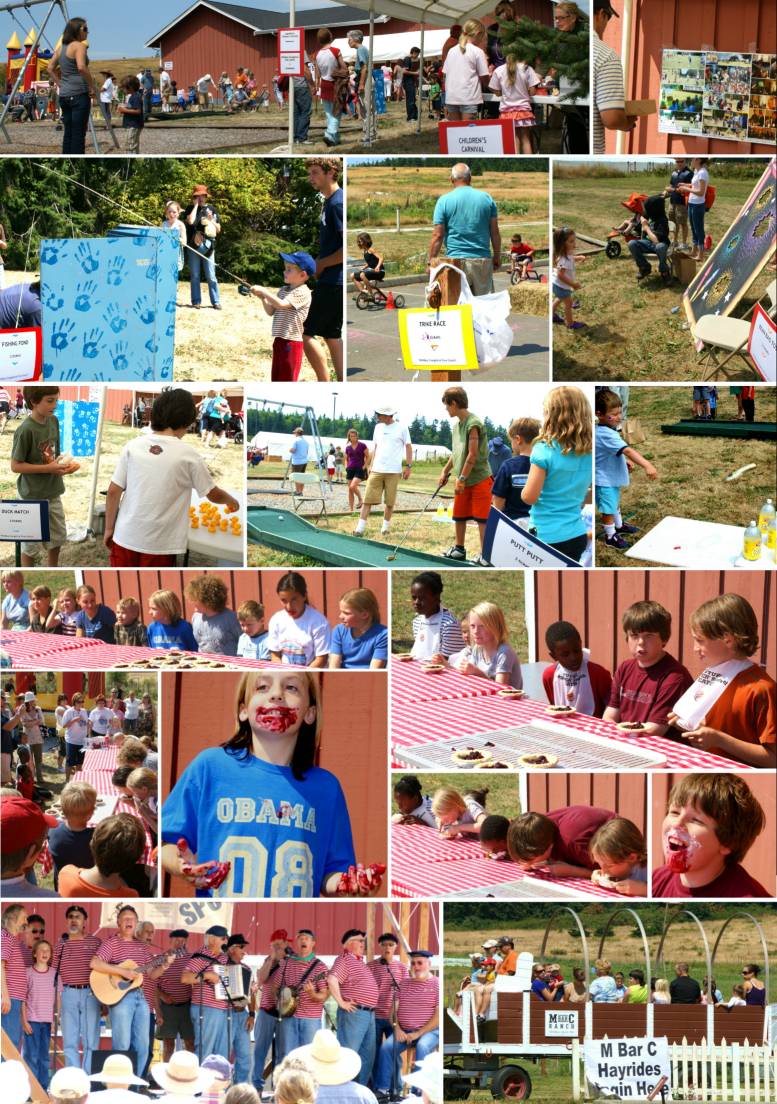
[201, 1055, 233, 1082]
[341, 928, 366, 944]
[594, 0, 619, 15]
[280, 251, 316, 277]
[0, 796, 57, 852]
[170, 929, 189, 939]
[23, 691, 36, 702]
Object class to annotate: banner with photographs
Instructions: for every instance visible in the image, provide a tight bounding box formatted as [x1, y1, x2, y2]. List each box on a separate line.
[659, 49, 776, 146]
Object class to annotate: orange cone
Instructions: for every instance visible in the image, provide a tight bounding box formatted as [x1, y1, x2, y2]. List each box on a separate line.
[385, 291, 395, 310]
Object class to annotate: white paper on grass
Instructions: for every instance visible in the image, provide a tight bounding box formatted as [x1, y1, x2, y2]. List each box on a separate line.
[625, 515, 771, 569]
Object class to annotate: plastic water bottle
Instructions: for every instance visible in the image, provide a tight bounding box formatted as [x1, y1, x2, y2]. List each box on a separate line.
[743, 520, 762, 561]
[757, 498, 776, 535]
[766, 517, 776, 556]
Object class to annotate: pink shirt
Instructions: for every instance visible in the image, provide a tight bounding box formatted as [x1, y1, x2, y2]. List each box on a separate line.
[26, 966, 56, 1022]
[367, 958, 409, 1018]
[442, 43, 488, 106]
[488, 62, 540, 112]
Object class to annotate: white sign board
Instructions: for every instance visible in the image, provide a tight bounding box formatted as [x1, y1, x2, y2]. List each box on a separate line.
[483, 507, 583, 568]
[748, 304, 777, 381]
[0, 500, 49, 543]
[399, 304, 479, 370]
[545, 1009, 578, 1036]
[0, 328, 40, 380]
[99, 900, 233, 933]
[278, 27, 304, 77]
[584, 1037, 671, 1100]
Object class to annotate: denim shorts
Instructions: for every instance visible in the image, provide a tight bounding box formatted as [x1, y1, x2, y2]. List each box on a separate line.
[553, 283, 572, 300]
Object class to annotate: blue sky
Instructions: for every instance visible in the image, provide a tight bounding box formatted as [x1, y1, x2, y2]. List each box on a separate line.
[1, 0, 342, 59]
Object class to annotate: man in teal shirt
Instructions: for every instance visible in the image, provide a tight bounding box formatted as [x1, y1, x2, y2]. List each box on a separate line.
[429, 163, 501, 294]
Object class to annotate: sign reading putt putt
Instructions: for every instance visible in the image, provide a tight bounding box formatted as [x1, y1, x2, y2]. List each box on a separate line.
[0, 327, 42, 380]
[0, 500, 50, 544]
[399, 304, 479, 371]
[438, 119, 516, 156]
[483, 507, 583, 568]
[748, 303, 776, 381]
[584, 1037, 670, 1100]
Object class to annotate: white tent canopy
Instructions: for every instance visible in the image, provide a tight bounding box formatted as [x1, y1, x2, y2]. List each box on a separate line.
[251, 431, 450, 462]
[332, 29, 449, 63]
[328, 0, 588, 26]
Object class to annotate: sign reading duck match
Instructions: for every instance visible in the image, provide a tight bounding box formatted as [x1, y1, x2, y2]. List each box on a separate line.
[584, 1037, 671, 1099]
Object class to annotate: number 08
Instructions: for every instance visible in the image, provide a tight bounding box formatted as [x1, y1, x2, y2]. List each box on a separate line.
[218, 837, 314, 897]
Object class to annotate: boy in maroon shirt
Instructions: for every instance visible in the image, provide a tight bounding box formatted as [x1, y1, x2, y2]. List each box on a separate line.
[506, 806, 616, 878]
[652, 774, 770, 898]
[603, 600, 693, 735]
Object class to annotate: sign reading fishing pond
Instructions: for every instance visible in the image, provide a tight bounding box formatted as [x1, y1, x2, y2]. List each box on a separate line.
[584, 1037, 671, 1100]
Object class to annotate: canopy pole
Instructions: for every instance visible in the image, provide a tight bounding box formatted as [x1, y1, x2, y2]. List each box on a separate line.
[365, 0, 375, 147]
[416, 23, 425, 135]
[615, 0, 633, 154]
[287, 0, 295, 153]
[86, 388, 107, 535]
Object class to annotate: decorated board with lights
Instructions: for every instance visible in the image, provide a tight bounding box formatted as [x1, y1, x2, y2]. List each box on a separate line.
[683, 157, 776, 329]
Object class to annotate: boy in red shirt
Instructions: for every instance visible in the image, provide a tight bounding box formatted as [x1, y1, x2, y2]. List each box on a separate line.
[668, 593, 775, 769]
[506, 806, 616, 878]
[652, 774, 769, 898]
[604, 600, 693, 736]
[510, 234, 535, 280]
[542, 620, 612, 717]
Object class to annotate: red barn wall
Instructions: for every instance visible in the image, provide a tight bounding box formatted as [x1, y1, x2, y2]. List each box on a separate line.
[603, 0, 777, 153]
[526, 772, 647, 834]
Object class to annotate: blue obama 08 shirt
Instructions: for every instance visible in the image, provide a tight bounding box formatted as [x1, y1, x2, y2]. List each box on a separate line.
[161, 747, 356, 898]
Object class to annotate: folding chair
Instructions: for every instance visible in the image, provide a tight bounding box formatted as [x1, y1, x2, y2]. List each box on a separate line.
[290, 473, 330, 525]
[693, 279, 776, 380]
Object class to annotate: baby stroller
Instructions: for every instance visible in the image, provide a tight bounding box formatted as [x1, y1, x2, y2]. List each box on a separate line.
[605, 192, 646, 258]
[227, 412, 243, 445]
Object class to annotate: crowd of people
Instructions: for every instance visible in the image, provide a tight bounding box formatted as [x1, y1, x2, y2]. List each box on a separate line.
[0, 907, 440, 1104]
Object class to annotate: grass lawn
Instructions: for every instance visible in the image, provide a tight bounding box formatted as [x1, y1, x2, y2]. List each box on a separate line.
[391, 570, 526, 654]
[551, 170, 773, 381]
[0, 419, 245, 568]
[595, 386, 777, 566]
[392, 771, 519, 819]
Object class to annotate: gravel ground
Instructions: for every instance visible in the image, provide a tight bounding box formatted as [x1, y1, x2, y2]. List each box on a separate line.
[248, 478, 446, 517]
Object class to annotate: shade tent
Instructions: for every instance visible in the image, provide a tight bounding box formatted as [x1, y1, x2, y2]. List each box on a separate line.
[332, 28, 449, 63]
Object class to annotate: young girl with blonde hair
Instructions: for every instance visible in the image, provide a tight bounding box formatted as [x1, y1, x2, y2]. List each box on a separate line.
[329, 587, 388, 669]
[454, 602, 522, 687]
[146, 588, 198, 651]
[520, 386, 592, 562]
[432, 785, 489, 838]
[443, 19, 489, 119]
[488, 53, 542, 153]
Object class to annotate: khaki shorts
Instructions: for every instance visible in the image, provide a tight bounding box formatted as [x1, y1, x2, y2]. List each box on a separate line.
[672, 204, 688, 227]
[21, 495, 66, 556]
[364, 471, 401, 508]
[453, 257, 495, 296]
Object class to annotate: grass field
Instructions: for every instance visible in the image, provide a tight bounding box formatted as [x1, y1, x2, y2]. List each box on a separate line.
[595, 386, 777, 565]
[391, 569, 526, 654]
[392, 771, 518, 818]
[552, 170, 773, 381]
[0, 418, 244, 567]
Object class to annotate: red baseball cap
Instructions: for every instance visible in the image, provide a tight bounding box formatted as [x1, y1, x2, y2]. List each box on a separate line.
[0, 796, 58, 852]
[270, 929, 289, 942]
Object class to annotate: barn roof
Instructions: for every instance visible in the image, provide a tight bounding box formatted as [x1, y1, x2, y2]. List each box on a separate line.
[144, 0, 387, 47]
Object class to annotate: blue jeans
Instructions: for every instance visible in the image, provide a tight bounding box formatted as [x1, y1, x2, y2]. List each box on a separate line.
[293, 80, 312, 141]
[193, 1004, 228, 1061]
[252, 1009, 280, 1089]
[24, 1021, 51, 1088]
[109, 988, 150, 1077]
[60, 92, 91, 154]
[628, 237, 670, 276]
[278, 1015, 320, 1063]
[688, 202, 706, 249]
[229, 1008, 252, 1083]
[4, 997, 23, 1050]
[323, 98, 341, 144]
[372, 1016, 394, 1082]
[375, 1029, 439, 1092]
[189, 250, 220, 306]
[404, 80, 417, 120]
[336, 1008, 375, 1086]
[61, 986, 101, 1070]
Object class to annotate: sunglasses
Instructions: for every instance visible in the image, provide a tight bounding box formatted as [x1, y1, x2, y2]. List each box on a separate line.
[29, 928, 44, 934]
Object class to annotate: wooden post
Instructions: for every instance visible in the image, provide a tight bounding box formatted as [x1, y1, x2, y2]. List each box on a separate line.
[366, 901, 376, 957]
[429, 257, 462, 383]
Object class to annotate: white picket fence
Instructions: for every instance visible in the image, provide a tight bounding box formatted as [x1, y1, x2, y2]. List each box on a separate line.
[572, 1037, 777, 1101]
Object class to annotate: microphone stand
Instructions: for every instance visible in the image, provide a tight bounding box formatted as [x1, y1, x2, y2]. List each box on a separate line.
[221, 968, 239, 1067]
[384, 961, 402, 1103]
[268, 954, 291, 1089]
[51, 936, 68, 1081]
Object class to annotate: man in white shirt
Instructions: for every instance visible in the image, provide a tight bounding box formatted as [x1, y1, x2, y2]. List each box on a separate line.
[592, 0, 635, 154]
[354, 405, 412, 538]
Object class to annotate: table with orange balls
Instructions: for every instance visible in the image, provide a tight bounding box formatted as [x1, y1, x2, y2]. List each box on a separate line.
[187, 491, 244, 564]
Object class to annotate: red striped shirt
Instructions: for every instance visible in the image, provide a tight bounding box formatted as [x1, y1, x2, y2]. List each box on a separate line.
[328, 952, 379, 1007]
[277, 956, 328, 1019]
[366, 958, 409, 1018]
[54, 934, 101, 987]
[141, 943, 162, 1008]
[158, 953, 193, 1004]
[20, 942, 33, 967]
[259, 963, 281, 1011]
[183, 948, 228, 1010]
[397, 975, 439, 1032]
[96, 936, 158, 1007]
[1, 929, 28, 1000]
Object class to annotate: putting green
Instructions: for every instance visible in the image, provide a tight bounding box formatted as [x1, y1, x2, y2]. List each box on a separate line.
[661, 419, 776, 442]
[247, 507, 473, 568]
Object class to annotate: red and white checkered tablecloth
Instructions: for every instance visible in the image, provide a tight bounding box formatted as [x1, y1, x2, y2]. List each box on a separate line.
[1, 633, 285, 671]
[83, 747, 119, 772]
[391, 695, 748, 771]
[390, 824, 620, 899]
[390, 657, 509, 705]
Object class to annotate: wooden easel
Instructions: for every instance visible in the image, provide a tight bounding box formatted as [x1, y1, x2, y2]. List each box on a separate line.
[1, 1026, 49, 1103]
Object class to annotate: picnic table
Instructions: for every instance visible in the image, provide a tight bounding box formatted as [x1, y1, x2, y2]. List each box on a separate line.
[391, 823, 620, 900]
[390, 658, 748, 771]
[0, 632, 284, 671]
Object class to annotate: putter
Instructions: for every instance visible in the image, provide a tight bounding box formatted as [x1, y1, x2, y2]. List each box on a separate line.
[387, 486, 443, 561]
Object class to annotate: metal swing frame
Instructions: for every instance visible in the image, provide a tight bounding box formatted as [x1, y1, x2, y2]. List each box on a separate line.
[247, 397, 330, 518]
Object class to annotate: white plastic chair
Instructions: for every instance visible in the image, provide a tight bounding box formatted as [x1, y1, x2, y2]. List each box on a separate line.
[693, 279, 777, 380]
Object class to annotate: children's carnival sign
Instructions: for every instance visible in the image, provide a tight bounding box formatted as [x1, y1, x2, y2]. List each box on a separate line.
[0, 499, 50, 544]
[584, 1037, 671, 1100]
[399, 303, 480, 371]
[438, 119, 516, 156]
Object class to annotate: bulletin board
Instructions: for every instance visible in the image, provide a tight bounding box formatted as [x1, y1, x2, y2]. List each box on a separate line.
[658, 49, 777, 146]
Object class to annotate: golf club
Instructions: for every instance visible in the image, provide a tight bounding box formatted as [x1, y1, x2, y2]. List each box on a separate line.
[386, 486, 444, 561]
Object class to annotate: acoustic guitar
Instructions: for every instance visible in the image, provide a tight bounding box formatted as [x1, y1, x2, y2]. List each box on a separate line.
[90, 947, 186, 1006]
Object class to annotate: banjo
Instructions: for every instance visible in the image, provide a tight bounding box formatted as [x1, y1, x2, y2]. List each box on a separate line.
[90, 948, 186, 1007]
[277, 967, 329, 1018]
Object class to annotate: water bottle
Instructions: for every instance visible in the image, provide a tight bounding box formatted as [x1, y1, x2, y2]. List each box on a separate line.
[757, 498, 776, 534]
[704, 233, 712, 252]
[766, 517, 776, 556]
[743, 520, 762, 562]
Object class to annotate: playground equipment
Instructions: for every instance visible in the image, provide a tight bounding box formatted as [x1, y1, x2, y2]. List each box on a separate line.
[444, 906, 773, 1102]
[5, 28, 53, 92]
[246, 397, 328, 502]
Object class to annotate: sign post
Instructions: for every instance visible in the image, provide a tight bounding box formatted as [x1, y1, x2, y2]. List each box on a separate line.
[278, 23, 303, 153]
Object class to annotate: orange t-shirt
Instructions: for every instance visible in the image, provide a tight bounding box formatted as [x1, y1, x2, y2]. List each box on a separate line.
[58, 867, 139, 898]
[705, 666, 776, 752]
[497, 950, 518, 975]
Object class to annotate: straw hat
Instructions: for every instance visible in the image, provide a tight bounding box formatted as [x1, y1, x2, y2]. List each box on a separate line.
[285, 1029, 361, 1085]
[90, 1055, 147, 1087]
[150, 1051, 217, 1095]
[50, 1068, 90, 1097]
[402, 1053, 443, 1104]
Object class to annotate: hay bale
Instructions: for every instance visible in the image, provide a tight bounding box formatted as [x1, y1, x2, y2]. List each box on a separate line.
[509, 281, 549, 317]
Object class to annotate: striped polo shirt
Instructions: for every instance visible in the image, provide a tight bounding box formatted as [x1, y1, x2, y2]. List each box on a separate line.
[26, 966, 56, 1022]
[140, 942, 163, 1009]
[366, 957, 409, 1018]
[96, 935, 158, 1005]
[258, 963, 281, 1012]
[1, 929, 28, 1000]
[397, 974, 439, 1032]
[411, 607, 466, 660]
[593, 35, 625, 154]
[329, 952, 379, 1007]
[278, 956, 328, 1019]
[54, 934, 101, 986]
[158, 951, 193, 1004]
[183, 948, 229, 1010]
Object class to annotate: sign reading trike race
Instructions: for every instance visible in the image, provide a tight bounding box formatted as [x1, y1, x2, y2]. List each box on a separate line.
[584, 1037, 671, 1099]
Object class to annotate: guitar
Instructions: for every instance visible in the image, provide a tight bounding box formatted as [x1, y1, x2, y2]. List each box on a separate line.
[90, 947, 187, 1006]
[277, 970, 329, 1018]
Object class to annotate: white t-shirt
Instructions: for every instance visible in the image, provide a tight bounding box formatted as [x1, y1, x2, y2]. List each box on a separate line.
[62, 707, 89, 745]
[88, 706, 113, 735]
[160, 70, 171, 91]
[111, 433, 215, 555]
[553, 252, 576, 285]
[689, 167, 709, 204]
[316, 47, 341, 82]
[488, 63, 540, 112]
[371, 420, 410, 473]
[267, 606, 332, 666]
[100, 78, 114, 104]
[442, 43, 488, 106]
[124, 697, 140, 720]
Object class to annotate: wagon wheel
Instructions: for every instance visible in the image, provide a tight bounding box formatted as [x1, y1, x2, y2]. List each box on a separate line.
[491, 1065, 532, 1099]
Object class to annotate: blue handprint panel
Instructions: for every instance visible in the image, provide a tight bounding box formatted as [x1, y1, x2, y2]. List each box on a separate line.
[40, 226, 179, 381]
[54, 400, 100, 457]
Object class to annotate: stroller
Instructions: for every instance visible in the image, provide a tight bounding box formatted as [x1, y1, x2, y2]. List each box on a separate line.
[605, 192, 646, 258]
[227, 412, 243, 445]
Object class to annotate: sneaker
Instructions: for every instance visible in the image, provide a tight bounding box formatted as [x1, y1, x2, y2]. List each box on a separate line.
[443, 545, 467, 560]
[616, 522, 639, 535]
[471, 554, 492, 567]
[636, 268, 652, 282]
[604, 532, 630, 550]
[323, 134, 335, 146]
[552, 313, 564, 324]
[213, 304, 222, 310]
[566, 321, 587, 330]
